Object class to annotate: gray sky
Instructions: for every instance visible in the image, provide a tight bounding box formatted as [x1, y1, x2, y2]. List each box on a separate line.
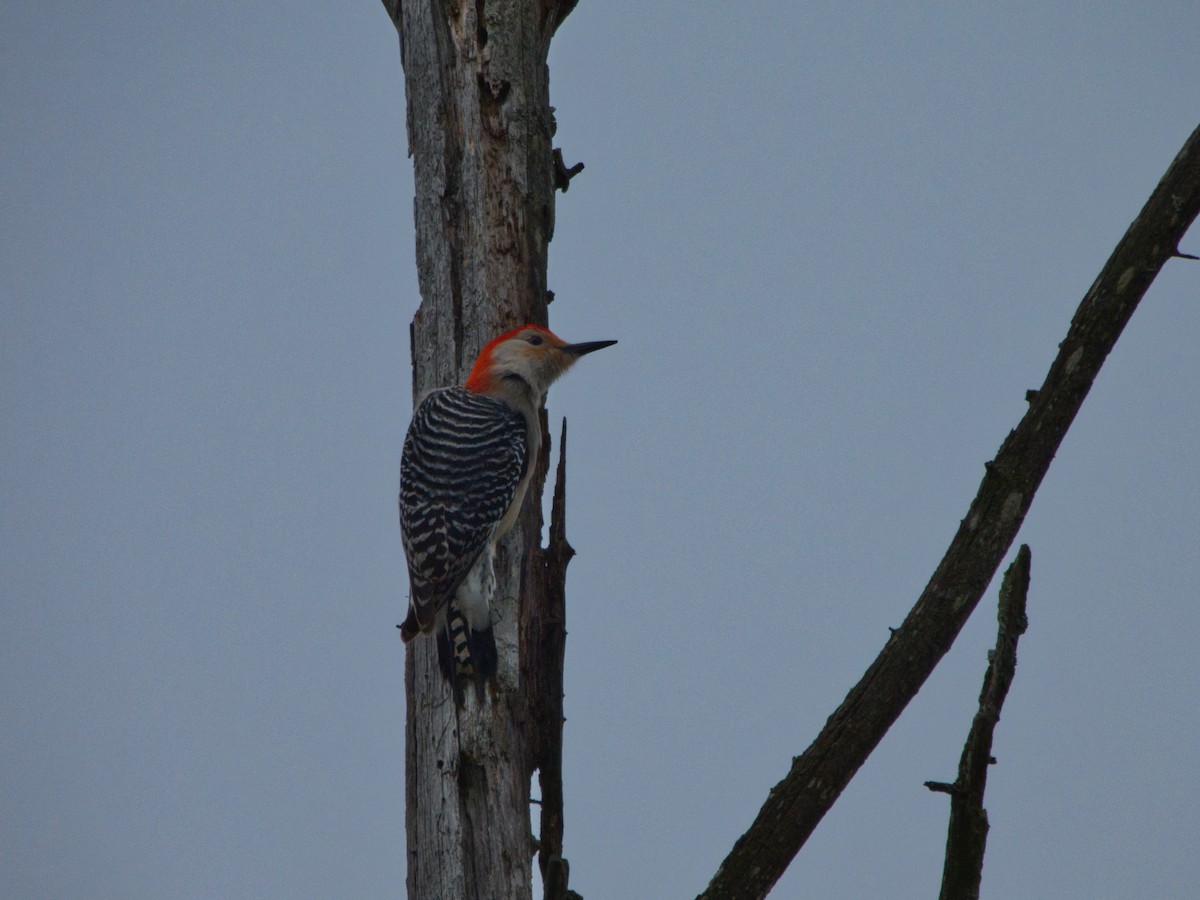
[3, 3, 1198, 898]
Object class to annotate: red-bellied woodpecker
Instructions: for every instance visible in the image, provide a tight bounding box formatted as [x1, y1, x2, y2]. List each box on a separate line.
[398, 323, 616, 702]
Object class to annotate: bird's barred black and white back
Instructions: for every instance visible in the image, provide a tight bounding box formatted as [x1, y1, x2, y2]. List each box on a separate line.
[398, 386, 527, 700]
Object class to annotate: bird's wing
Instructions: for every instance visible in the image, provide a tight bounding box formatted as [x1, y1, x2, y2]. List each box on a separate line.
[399, 387, 528, 633]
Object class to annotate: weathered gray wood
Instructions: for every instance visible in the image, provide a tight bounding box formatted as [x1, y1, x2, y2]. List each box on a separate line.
[699, 123, 1200, 900]
[383, 1, 579, 898]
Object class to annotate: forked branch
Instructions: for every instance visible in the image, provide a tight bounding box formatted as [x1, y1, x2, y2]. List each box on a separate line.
[925, 544, 1031, 900]
[699, 123, 1200, 900]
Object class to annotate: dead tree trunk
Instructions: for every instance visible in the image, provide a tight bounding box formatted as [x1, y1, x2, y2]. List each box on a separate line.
[381, 1, 579, 898]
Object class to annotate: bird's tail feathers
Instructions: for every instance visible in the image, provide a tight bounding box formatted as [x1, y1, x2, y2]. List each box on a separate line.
[437, 605, 497, 705]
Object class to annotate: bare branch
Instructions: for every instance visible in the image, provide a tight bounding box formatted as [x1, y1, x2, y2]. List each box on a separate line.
[928, 545, 1031, 900]
[699, 123, 1200, 900]
[553, 148, 585, 192]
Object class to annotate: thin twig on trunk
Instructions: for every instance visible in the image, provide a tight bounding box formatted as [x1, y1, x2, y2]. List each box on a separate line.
[532, 419, 577, 900]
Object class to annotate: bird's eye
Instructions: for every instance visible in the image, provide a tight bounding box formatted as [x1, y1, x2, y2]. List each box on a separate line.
[527, 334, 544, 346]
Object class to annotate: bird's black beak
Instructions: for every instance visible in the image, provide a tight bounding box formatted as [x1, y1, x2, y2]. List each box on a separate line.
[561, 339, 618, 357]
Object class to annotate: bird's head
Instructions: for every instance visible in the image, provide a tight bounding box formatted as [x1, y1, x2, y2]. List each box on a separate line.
[465, 324, 617, 402]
